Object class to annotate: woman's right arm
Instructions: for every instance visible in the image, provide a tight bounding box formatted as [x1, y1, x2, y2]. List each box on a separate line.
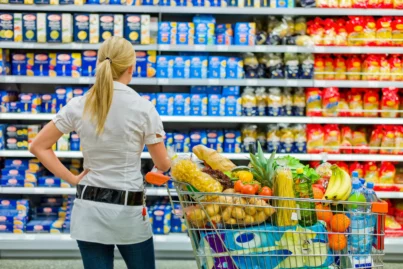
[147, 141, 170, 172]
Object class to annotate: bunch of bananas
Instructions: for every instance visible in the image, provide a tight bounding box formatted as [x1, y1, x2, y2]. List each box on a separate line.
[324, 165, 352, 201]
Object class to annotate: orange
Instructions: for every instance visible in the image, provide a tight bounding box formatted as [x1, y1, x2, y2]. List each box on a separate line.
[331, 214, 351, 233]
[313, 186, 324, 200]
[328, 234, 347, 251]
[316, 204, 333, 224]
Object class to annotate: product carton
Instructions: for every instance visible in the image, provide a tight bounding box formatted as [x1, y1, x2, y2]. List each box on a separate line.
[49, 53, 81, 77]
[32, 53, 50, 76]
[156, 55, 174, 78]
[173, 94, 190, 116]
[208, 56, 227, 78]
[173, 56, 190, 78]
[158, 22, 176, 45]
[156, 93, 173, 115]
[189, 56, 208, 79]
[207, 94, 225, 116]
[190, 94, 207, 116]
[176, 22, 194, 45]
[81, 50, 97, 77]
[224, 129, 242, 153]
[22, 13, 37, 42]
[46, 13, 62, 43]
[152, 205, 171, 235]
[173, 132, 190, 152]
[189, 130, 207, 149]
[226, 57, 244, 79]
[206, 129, 224, 152]
[225, 95, 242, 116]
[99, 14, 114, 42]
[216, 24, 233, 45]
[234, 22, 255, 46]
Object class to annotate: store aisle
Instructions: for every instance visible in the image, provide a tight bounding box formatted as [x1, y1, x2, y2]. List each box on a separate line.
[1, 260, 402, 269]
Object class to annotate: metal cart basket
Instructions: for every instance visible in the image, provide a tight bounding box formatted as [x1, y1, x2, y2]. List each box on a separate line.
[164, 180, 388, 269]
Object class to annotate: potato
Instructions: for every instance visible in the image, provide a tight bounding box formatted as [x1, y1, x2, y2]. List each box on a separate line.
[223, 188, 235, 194]
[234, 197, 247, 208]
[243, 215, 255, 224]
[225, 218, 237, 225]
[254, 211, 269, 224]
[205, 204, 220, 217]
[188, 208, 206, 222]
[210, 214, 222, 224]
[217, 195, 234, 208]
[231, 207, 246, 220]
[244, 206, 257, 216]
[192, 219, 207, 228]
[222, 206, 233, 222]
[249, 198, 267, 212]
[264, 206, 276, 217]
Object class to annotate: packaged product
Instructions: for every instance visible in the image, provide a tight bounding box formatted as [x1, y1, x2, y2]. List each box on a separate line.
[255, 87, 267, 116]
[381, 87, 399, 118]
[306, 88, 322, 116]
[241, 87, 257, 116]
[299, 53, 314, 79]
[234, 22, 255, 46]
[307, 17, 324, 45]
[323, 124, 340, 154]
[284, 53, 299, 79]
[346, 55, 362, 80]
[156, 93, 173, 116]
[176, 22, 194, 45]
[395, 126, 403, 155]
[172, 56, 190, 78]
[334, 55, 347, 80]
[369, 126, 383, 154]
[293, 124, 307, 153]
[323, 55, 335, 80]
[389, 54, 403, 81]
[49, 53, 81, 77]
[81, 50, 97, 77]
[22, 13, 37, 43]
[335, 19, 348, 45]
[363, 89, 380, 117]
[362, 54, 380, 81]
[313, 55, 325, 80]
[194, 20, 215, 45]
[349, 161, 364, 178]
[224, 95, 242, 117]
[391, 17, 403, 46]
[73, 14, 99, 44]
[267, 124, 280, 153]
[257, 128, 267, 151]
[364, 161, 379, 184]
[322, 19, 336, 45]
[292, 88, 305, 117]
[380, 126, 395, 155]
[267, 87, 283, 117]
[158, 22, 176, 45]
[157, 55, 173, 78]
[337, 92, 350, 117]
[376, 17, 393, 46]
[0, 13, 19, 42]
[241, 124, 257, 153]
[215, 24, 233, 45]
[278, 124, 294, 153]
[208, 56, 227, 79]
[283, 88, 293, 116]
[173, 94, 190, 116]
[223, 129, 242, 153]
[379, 55, 391, 81]
[352, 128, 369, 154]
[206, 129, 224, 152]
[152, 205, 171, 235]
[208, 94, 225, 116]
[273, 167, 297, 227]
[362, 16, 376, 46]
[395, 0, 403, 8]
[379, 162, 396, 184]
[346, 16, 364, 46]
[190, 94, 207, 116]
[307, 124, 324, 153]
[189, 56, 208, 79]
[347, 88, 363, 117]
[322, 87, 339, 117]
[226, 57, 244, 79]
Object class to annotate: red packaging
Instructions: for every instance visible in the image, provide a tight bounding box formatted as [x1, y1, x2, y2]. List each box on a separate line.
[314, 55, 325, 80]
[335, 19, 348, 46]
[380, 55, 391, 81]
[306, 88, 322, 116]
[389, 55, 403, 81]
[376, 17, 393, 46]
[391, 18, 403, 46]
[363, 16, 377, 46]
[381, 87, 400, 118]
[348, 88, 364, 117]
[362, 54, 380, 81]
[350, 161, 364, 178]
[324, 55, 335, 80]
[380, 125, 396, 155]
[347, 55, 362, 80]
[323, 19, 336, 46]
[323, 124, 341, 154]
[338, 91, 350, 117]
[382, 0, 393, 9]
[364, 161, 380, 184]
[346, 16, 365, 46]
[352, 127, 369, 154]
[334, 55, 347, 80]
[335, 161, 349, 173]
[395, 0, 403, 10]
[363, 89, 380, 117]
[307, 124, 324, 154]
[379, 161, 396, 184]
[394, 126, 403, 155]
[322, 87, 340, 117]
[340, 126, 353, 154]
[369, 126, 384, 154]
[308, 18, 325, 46]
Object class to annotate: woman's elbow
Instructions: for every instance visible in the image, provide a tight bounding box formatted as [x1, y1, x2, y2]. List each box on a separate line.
[29, 141, 39, 155]
[158, 160, 171, 173]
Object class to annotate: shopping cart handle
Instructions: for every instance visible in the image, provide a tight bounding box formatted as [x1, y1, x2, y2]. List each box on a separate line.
[145, 172, 170, 186]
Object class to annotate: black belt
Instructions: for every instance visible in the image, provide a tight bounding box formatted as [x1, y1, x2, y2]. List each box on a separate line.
[76, 185, 144, 206]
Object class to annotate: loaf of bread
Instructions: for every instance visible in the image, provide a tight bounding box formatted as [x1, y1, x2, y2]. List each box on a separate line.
[192, 145, 236, 172]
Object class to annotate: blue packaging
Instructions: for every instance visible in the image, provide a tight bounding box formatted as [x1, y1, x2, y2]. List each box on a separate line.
[140, 93, 157, 106]
[81, 50, 97, 77]
[73, 87, 84, 98]
[5, 102, 19, 113]
[41, 197, 63, 207]
[134, 51, 157, 78]
[22, 13, 37, 42]
[99, 14, 114, 42]
[51, 219, 65, 233]
[173, 56, 190, 78]
[1, 177, 25, 187]
[215, 24, 233, 45]
[70, 132, 80, 151]
[41, 94, 55, 113]
[194, 23, 215, 45]
[5, 159, 29, 168]
[176, 23, 194, 45]
[49, 52, 82, 77]
[206, 86, 222, 94]
[152, 205, 171, 235]
[222, 86, 240, 96]
[0, 224, 24, 233]
[208, 94, 225, 116]
[156, 93, 173, 116]
[173, 132, 190, 153]
[36, 206, 59, 217]
[157, 56, 174, 78]
[38, 177, 61, 187]
[32, 53, 50, 76]
[46, 14, 62, 43]
[26, 220, 53, 233]
[190, 94, 207, 116]
[225, 95, 242, 116]
[62, 220, 70, 233]
[164, 132, 174, 150]
[224, 129, 242, 153]
[206, 129, 224, 152]
[190, 86, 207, 94]
[208, 56, 227, 79]
[226, 57, 244, 79]
[0, 214, 27, 225]
[0, 13, 15, 42]
[54, 87, 68, 113]
[11, 53, 31, 76]
[2, 167, 25, 177]
[170, 205, 186, 233]
[189, 56, 208, 79]
[189, 130, 207, 149]
[158, 22, 176, 45]
[234, 23, 256, 46]
[173, 94, 190, 116]
[0, 199, 29, 211]
[19, 93, 42, 114]
[73, 14, 90, 43]
[124, 14, 141, 45]
[6, 125, 28, 139]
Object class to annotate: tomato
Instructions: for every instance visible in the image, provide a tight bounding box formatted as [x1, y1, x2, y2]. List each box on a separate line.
[313, 184, 325, 194]
[241, 185, 256, 195]
[251, 183, 260, 194]
[234, 180, 244, 192]
[259, 187, 273, 198]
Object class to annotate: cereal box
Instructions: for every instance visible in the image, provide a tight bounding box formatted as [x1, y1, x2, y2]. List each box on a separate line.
[234, 22, 256, 46]
[32, 53, 50, 76]
[49, 53, 81, 77]
[206, 129, 224, 152]
[226, 57, 244, 79]
[158, 22, 176, 45]
[22, 13, 37, 42]
[208, 56, 227, 78]
[46, 13, 62, 43]
[124, 14, 141, 44]
[176, 22, 194, 45]
[113, 14, 123, 38]
[189, 56, 208, 79]
[208, 94, 225, 116]
[173, 56, 190, 78]
[173, 94, 190, 116]
[99, 14, 114, 42]
[61, 13, 73, 43]
[157, 55, 174, 78]
[156, 93, 173, 115]
[81, 50, 97, 77]
[190, 94, 207, 116]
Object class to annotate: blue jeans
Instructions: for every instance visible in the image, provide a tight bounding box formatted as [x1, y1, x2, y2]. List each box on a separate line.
[77, 237, 156, 269]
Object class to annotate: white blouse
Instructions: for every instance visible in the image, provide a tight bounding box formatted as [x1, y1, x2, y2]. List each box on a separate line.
[52, 81, 165, 245]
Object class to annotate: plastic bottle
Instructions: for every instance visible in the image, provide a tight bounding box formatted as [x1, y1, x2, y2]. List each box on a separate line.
[363, 182, 379, 250]
[293, 167, 318, 227]
[351, 171, 360, 185]
[347, 182, 369, 260]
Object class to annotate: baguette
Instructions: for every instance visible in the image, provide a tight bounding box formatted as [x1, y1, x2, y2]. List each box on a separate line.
[193, 145, 236, 172]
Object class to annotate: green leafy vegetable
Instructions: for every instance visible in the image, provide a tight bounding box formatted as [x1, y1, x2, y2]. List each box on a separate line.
[275, 155, 319, 182]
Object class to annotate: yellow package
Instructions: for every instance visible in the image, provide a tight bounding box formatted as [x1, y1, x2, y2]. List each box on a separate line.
[241, 87, 257, 116]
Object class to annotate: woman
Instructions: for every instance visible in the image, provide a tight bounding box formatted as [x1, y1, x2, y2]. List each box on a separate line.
[30, 36, 170, 269]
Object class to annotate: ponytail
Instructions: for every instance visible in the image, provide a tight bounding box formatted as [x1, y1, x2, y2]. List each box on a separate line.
[83, 36, 136, 135]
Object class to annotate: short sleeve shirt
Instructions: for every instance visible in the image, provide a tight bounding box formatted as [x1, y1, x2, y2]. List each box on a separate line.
[53, 81, 165, 245]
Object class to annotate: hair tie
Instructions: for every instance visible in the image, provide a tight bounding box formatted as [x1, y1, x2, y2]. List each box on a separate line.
[105, 57, 112, 63]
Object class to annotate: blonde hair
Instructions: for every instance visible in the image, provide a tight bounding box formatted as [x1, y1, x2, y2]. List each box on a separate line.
[84, 36, 136, 135]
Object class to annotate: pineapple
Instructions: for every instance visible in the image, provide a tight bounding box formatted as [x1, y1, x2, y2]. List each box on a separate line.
[249, 142, 276, 188]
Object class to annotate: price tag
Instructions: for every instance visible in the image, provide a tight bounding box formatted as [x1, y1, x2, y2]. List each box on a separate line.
[5, 76, 16, 83]
[291, 212, 298, 221]
[71, 43, 83, 49]
[286, 80, 298, 87]
[25, 235, 36, 240]
[368, 81, 379, 88]
[157, 79, 169, 85]
[208, 79, 219, 85]
[23, 43, 34, 49]
[61, 234, 71, 240]
[79, 77, 90, 84]
[314, 80, 326, 87]
[255, 46, 266, 52]
[194, 45, 206, 51]
[246, 79, 258, 86]
[34, 189, 45, 194]
[286, 46, 298, 53]
[159, 45, 170, 51]
[216, 45, 229, 52]
[350, 47, 361, 54]
[314, 46, 326, 53]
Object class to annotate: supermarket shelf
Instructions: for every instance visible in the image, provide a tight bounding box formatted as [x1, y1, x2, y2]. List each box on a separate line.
[1, 5, 403, 16]
[0, 42, 157, 51]
[313, 80, 403, 88]
[376, 192, 403, 199]
[2, 114, 403, 125]
[0, 187, 176, 196]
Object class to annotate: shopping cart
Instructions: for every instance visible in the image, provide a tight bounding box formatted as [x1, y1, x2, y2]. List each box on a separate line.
[146, 173, 388, 269]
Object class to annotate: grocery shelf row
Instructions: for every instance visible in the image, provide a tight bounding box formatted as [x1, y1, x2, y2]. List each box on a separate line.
[1, 5, 403, 16]
[1, 150, 403, 162]
[3, 113, 403, 125]
[1, 76, 401, 88]
[2, 42, 403, 54]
